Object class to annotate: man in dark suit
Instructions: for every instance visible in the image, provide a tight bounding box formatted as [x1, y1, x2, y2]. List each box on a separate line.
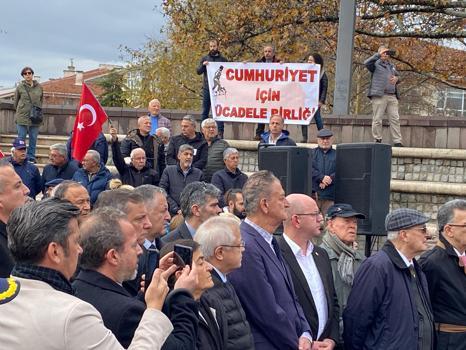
[279, 193, 339, 349]
[162, 182, 221, 244]
[93, 189, 152, 296]
[73, 207, 200, 349]
[0, 162, 30, 277]
[228, 171, 312, 350]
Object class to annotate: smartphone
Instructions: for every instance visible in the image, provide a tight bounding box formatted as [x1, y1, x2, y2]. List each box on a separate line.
[173, 244, 193, 268]
[144, 248, 159, 291]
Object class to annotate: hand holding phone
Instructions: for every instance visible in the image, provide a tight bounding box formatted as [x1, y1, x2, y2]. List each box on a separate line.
[173, 244, 193, 269]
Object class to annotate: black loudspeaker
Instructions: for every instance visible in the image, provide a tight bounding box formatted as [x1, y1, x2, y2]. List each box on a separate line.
[335, 143, 392, 236]
[258, 146, 312, 195]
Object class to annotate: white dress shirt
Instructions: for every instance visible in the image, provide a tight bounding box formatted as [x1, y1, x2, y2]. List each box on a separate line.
[283, 233, 328, 339]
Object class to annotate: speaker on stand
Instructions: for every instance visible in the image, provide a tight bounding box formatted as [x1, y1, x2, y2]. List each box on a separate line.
[334, 143, 392, 256]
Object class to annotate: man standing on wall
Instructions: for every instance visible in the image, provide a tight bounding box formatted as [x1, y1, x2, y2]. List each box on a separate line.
[196, 39, 227, 138]
[364, 46, 403, 147]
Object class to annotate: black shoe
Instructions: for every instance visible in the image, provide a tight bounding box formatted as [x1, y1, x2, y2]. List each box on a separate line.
[393, 143, 404, 147]
[375, 139, 382, 143]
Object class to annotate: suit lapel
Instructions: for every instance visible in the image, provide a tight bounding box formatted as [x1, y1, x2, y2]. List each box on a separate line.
[312, 249, 332, 317]
[278, 236, 319, 330]
[241, 222, 294, 291]
[180, 222, 193, 240]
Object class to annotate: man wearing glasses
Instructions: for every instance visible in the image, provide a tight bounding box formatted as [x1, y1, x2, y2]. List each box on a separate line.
[420, 199, 466, 350]
[343, 208, 434, 350]
[195, 216, 254, 350]
[278, 194, 340, 349]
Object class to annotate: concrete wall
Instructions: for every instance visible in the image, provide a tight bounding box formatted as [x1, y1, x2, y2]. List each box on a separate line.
[1, 99, 465, 148]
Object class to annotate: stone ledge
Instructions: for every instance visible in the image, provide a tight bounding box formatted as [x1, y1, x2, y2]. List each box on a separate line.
[391, 180, 466, 196]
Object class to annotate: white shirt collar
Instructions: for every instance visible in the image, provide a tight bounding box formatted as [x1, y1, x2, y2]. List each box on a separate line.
[283, 233, 313, 257]
[395, 248, 413, 267]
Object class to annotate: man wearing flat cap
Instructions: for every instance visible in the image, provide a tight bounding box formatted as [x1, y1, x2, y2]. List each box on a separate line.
[343, 208, 434, 350]
[320, 203, 365, 347]
[312, 129, 336, 216]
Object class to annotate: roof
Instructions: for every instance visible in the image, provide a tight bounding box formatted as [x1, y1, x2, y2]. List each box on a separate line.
[41, 67, 113, 97]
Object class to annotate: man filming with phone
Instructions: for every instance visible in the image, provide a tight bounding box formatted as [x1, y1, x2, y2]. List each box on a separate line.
[364, 45, 403, 147]
[73, 207, 201, 350]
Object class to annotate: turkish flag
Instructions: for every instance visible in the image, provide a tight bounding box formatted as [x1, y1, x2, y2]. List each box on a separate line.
[71, 83, 108, 162]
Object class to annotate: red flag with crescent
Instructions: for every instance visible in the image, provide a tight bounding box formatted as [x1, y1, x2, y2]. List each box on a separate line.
[71, 83, 108, 162]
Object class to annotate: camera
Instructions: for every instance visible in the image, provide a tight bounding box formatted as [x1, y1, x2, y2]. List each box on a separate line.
[387, 49, 396, 57]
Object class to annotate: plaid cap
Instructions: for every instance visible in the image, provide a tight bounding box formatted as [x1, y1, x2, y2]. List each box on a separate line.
[385, 208, 429, 231]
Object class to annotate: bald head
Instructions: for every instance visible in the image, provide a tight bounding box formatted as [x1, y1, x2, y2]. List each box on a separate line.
[284, 193, 323, 241]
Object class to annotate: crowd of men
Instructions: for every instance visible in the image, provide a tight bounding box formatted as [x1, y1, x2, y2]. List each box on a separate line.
[0, 148, 464, 349]
[0, 42, 463, 350]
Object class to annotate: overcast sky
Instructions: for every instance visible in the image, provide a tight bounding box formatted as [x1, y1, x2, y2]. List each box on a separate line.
[0, 1, 165, 88]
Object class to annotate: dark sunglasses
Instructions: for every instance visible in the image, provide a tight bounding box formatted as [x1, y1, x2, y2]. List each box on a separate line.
[23, 72, 33, 76]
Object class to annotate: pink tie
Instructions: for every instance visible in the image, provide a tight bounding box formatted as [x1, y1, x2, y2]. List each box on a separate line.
[459, 255, 466, 274]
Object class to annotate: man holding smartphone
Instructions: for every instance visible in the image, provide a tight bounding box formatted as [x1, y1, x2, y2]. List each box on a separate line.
[364, 45, 403, 147]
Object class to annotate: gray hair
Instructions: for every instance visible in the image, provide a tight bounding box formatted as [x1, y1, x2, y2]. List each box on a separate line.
[387, 230, 399, 241]
[86, 150, 100, 164]
[79, 207, 128, 270]
[134, 185, 167, 209]
[178, 144, 194, 155]
[156, 127, 170, 138]
[50, 143, 68, 158]
[437, 199, 466, 233]
[130, 147, 146, 159]
[243, 170, 278, 215]
[53, 180, 85, 200]
[223, 147, 239, 160]
[0, 162, 14, 193]
[182, 115, 196, 127]
[94, 189, 144, 214]
[7, 198, 80, 263]
[180, 182, 221, 218]
[201, 118, 216, 128]
[195, 216, 239, 258]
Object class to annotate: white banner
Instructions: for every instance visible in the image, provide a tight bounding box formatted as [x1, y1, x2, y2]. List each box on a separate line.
[206, 62, 320, 125]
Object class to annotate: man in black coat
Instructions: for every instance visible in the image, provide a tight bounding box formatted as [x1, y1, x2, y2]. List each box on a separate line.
[160, 144, 204, 216]
[195, 216, 255, 350]
[161, 239, 225, 350]
[420, 199, 466, 350]
[120, 115, 166, 175]
[166, 115, 208, 170]
[162, 182, 221, 245]
[0, 162, 30, 277]
[278, 193, 339, 349]
[41, 143, 79, 193]
[196, 39, 227, 135]
[73, 207, 200, 350]
[211, 148, 248, 207]
[110, 127, 159, 187]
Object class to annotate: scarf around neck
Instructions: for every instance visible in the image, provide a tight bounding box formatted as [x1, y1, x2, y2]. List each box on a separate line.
[322, 232, 358, 285]
[12, 263, 73, 295]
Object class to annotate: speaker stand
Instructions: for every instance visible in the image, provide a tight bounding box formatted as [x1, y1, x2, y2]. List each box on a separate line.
[364, 236, 372, 257]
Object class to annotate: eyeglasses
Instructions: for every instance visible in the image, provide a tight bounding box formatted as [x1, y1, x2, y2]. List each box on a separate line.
[447, 223, 466, 228]
[220, 240, 246, 249]
[23, 72, 33, 76]
[407, 227, 428, 235]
